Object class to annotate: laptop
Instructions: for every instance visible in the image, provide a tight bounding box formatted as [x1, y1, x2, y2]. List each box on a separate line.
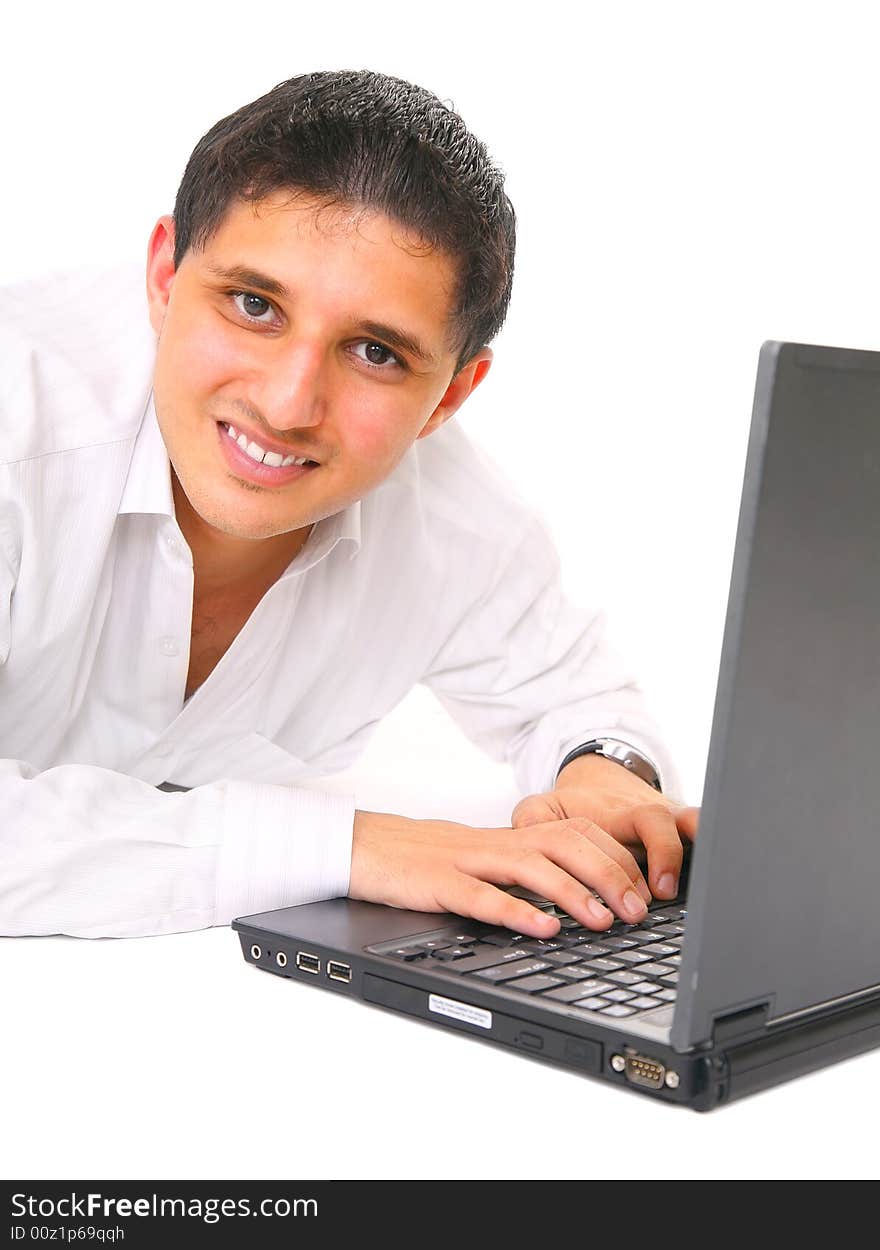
[233, 341, 880, 1110]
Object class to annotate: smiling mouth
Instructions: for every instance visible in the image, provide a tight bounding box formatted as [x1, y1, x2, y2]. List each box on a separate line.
[218, 421, 320, 468]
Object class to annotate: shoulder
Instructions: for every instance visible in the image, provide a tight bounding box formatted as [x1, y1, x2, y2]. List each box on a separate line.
[408, 417, 543, 550]
[0, 258, 155, 465]
[364, 417, 558, 599]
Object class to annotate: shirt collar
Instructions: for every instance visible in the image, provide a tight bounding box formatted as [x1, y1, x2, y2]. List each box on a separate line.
[117, 391, 175, 519]
[118, 391, 362, 567]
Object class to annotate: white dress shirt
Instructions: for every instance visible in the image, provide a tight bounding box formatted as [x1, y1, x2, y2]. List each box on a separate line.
[0, 261, 684, 938]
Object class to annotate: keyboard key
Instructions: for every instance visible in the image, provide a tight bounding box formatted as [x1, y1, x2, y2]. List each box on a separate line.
[413, 940, 453, 951]
[659, 971, 679, 987]
[431, 946, 478, 961]
[574, 943, 612, 957]
[390, 948, 429, 961]
[609, 949, 655, 965]
[628, 980, 661, 995]
[602, 988, 636, 1003]
[480, 932, 529, 946]
[599, 1004, 638, 1017]
[570, 979, 616, 998]
[579, 956, 625, 973]
[656, 987, 677, 1001]
[551, 965, 600, 982]
[573, 996, 614, 1011]
[540, 949, 584, 966]
[509, 973, 566, 993]
[605, 970, 646, 986]
[473, 959, 551, 983]
[639, 942, 679, 958]
[455, 946, 530, 972]
[600, 936, 639, 950]
[626, 930, 669, 945]
[544, 982, 608, 1003]
[635, 961, 677, 977]
[629, 995, 665, 1009]
[520, 939, 565, 952]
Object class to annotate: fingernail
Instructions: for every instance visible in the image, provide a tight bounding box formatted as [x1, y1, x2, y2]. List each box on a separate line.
[657, 873, 677, 896]
[587, 898, 612, 925]
[623, 890, 647, 918]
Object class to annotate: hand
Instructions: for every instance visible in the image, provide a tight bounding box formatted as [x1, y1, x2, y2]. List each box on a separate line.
[511, 752, 700, 902]
[349, 807, 660, 938]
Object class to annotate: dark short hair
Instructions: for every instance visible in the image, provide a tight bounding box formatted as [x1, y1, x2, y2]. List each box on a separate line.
[171, 69, 516, 376]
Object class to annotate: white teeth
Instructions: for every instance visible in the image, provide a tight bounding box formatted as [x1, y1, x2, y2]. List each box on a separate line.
[223, 424, 314, 468]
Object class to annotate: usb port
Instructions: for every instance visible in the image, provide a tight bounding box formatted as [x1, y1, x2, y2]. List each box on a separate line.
[327, 960, 351, 983]
[296, 951, 321, 975]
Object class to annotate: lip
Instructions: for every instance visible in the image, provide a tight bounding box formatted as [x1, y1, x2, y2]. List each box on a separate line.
[216, 421, 320, 487]
[217, 418, 320, 464]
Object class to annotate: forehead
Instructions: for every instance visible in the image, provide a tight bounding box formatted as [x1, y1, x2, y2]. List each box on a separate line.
[191, 191, 459, 349]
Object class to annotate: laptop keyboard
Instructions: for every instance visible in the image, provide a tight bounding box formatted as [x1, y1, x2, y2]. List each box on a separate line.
[375, 898, 686, 1019]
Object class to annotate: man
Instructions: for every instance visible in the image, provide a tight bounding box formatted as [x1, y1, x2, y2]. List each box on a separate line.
[0, 69, 698, 940]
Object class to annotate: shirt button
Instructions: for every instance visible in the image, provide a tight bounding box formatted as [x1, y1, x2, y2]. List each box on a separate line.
[159, 636, 180, 656]
[164, 533, 181, 554]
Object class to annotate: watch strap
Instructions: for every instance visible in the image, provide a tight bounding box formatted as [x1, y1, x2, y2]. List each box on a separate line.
[556, 738, 662, 792]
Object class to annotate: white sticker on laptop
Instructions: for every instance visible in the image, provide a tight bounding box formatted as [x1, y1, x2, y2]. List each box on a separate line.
[428, 993, 492, 1030]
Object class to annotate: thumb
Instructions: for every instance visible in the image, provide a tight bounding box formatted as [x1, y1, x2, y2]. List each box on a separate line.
[511, 791, 566, 828]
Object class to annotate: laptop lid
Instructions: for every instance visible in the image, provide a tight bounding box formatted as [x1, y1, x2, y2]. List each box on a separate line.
[672, 342, 880, 1051]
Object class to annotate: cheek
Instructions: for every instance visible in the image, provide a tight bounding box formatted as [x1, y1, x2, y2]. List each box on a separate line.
[339, 399, 421, 472]
[156, 309, 244, 398]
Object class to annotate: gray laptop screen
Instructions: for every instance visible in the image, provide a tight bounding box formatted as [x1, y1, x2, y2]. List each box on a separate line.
[674, 342, 880, 1050]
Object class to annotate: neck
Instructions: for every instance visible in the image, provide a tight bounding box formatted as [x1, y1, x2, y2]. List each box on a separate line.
[171, 472, 313, 597]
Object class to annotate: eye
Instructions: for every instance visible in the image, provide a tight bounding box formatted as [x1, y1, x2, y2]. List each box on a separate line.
[350, 341, 405, 372]
[229, 290, 279, 325]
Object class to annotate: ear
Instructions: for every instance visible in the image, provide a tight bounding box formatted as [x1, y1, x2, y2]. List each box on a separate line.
[145, 215, 177, 337]
[417, 347, 494, 440]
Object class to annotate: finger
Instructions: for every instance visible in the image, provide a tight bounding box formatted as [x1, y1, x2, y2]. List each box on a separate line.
[438, 871, 562, 938]
[567, 821, 652, 905]
[511, 792, 566, 828]
[465, 832, 648, 929]
[674, 805, 700, 841]
[533, 820, 650, 923]
[626, 804, 687, 898]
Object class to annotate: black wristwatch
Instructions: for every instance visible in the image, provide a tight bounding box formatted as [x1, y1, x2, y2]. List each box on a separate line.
[556, 738, 663, 792]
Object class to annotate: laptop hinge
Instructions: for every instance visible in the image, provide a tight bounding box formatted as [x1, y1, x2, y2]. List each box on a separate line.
[711, 1002, 771, 1045]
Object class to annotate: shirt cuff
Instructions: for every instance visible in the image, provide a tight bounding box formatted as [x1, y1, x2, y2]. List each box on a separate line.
[213, 780, 356, 925]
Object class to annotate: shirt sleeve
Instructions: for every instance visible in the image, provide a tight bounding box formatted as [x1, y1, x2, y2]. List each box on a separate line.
[0, 509, 357, 942]
[0, 471, 356, 939]
[0, 759, 356, 938]
[420, 515, 687, 805]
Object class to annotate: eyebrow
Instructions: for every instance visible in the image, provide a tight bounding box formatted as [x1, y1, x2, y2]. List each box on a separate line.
[203, 261, 442, 367]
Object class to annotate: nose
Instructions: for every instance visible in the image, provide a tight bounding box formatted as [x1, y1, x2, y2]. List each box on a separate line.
[252, 342, 326, 432]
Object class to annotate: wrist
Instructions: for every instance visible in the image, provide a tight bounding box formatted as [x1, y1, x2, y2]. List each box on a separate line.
[556, 752, 631, 787]
[555, 751, 661, 798]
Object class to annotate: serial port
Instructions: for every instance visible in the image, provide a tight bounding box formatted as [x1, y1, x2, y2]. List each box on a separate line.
[624, 1052, 666, 1089]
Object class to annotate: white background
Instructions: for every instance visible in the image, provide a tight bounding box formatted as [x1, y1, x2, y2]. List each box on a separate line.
[2, 0, 879, 1182]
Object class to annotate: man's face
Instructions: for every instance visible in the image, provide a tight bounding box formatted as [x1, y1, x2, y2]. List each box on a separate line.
[145, 191, 491, 546]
